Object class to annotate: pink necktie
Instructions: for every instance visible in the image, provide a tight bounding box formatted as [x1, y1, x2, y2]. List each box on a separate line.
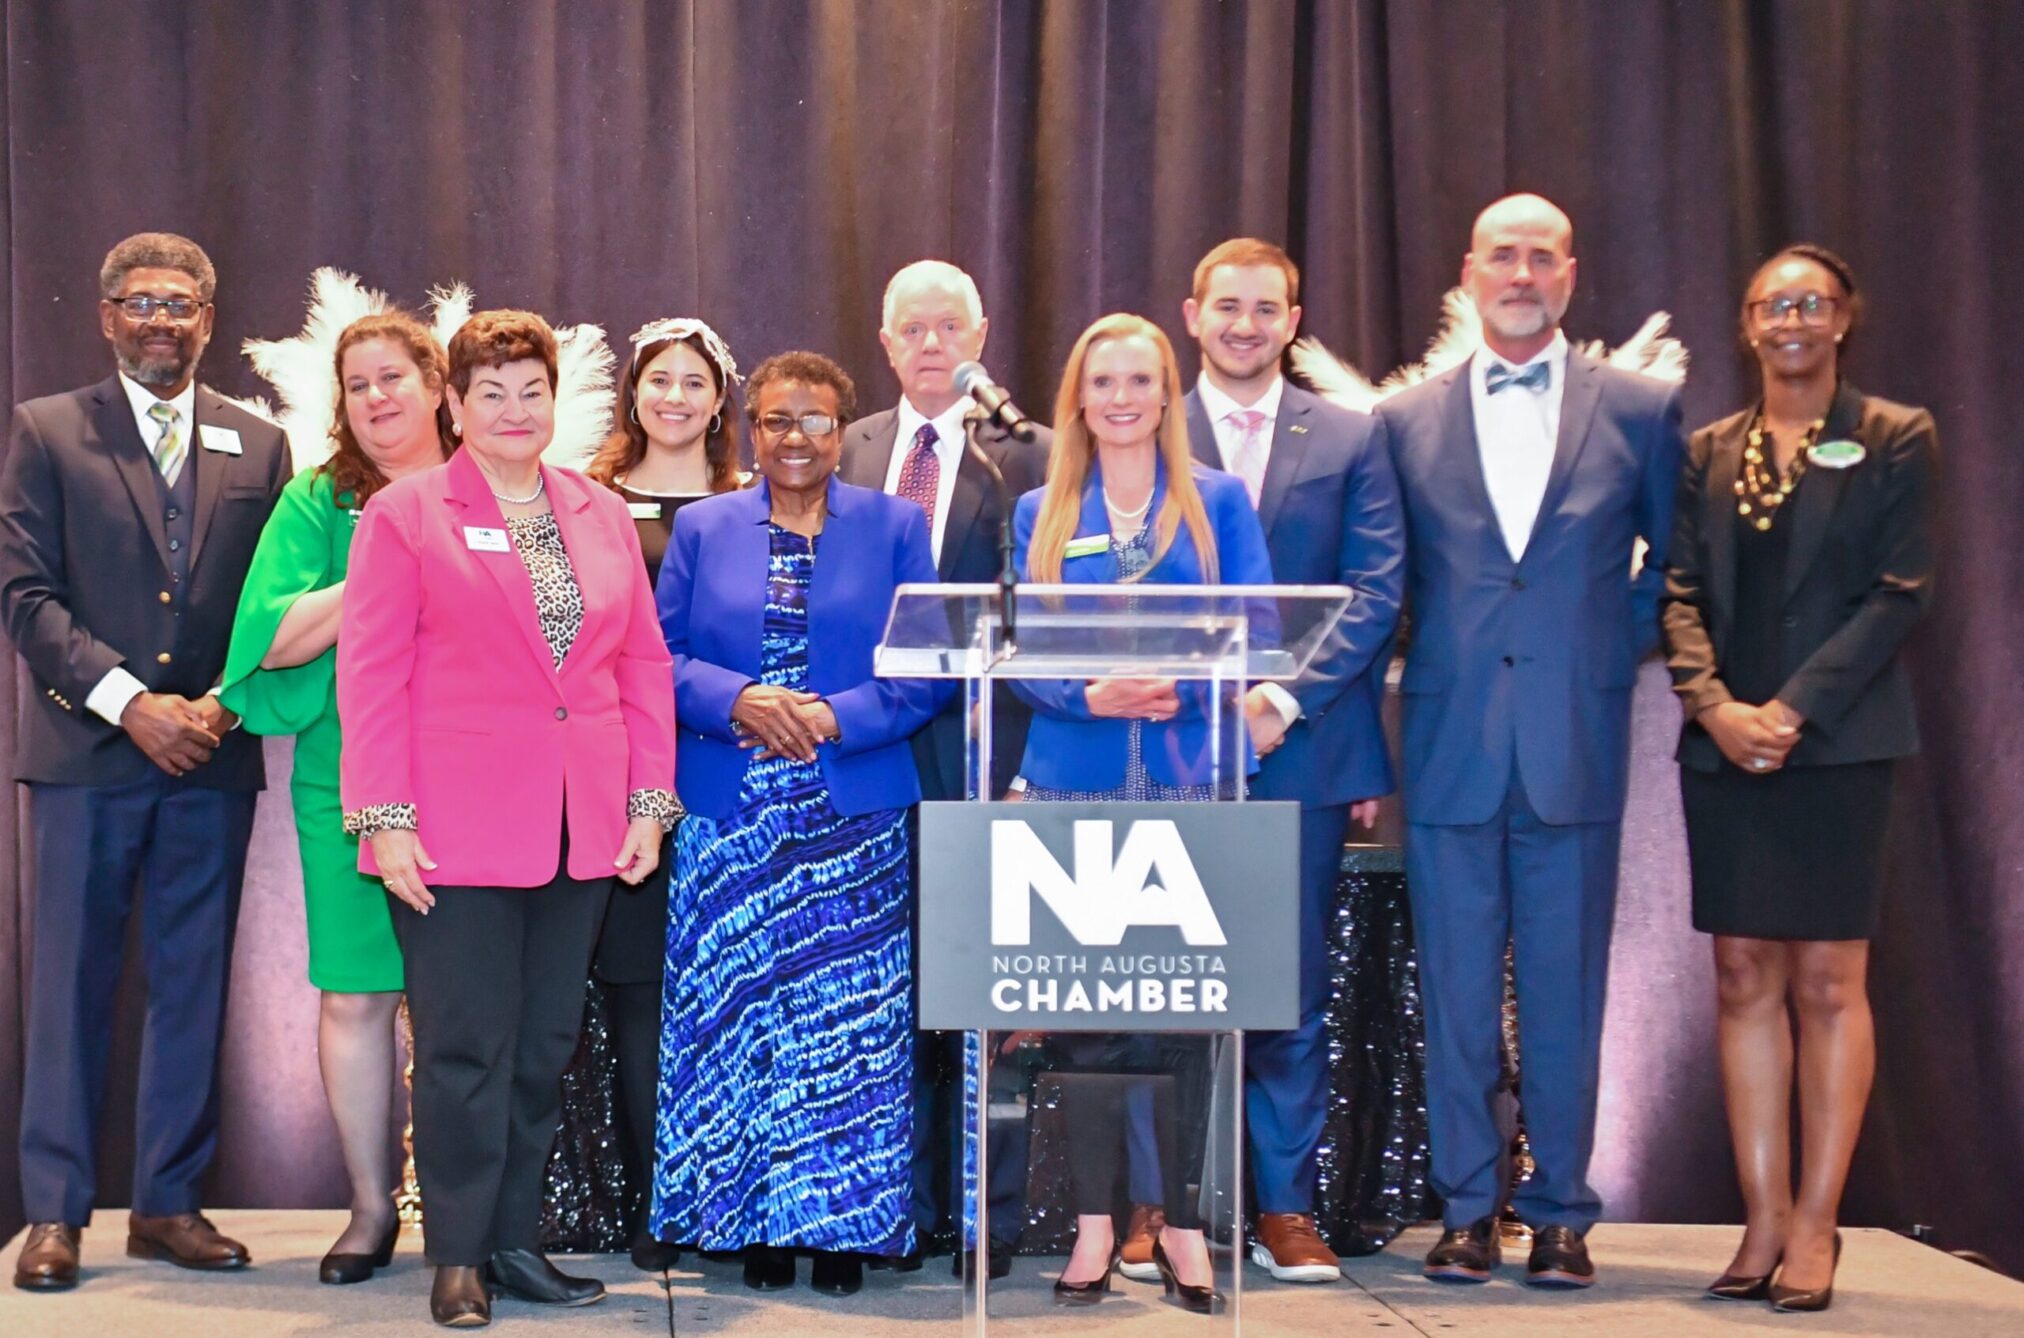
[897, 423, 940, 529]
[1229, 409, 1269, 505]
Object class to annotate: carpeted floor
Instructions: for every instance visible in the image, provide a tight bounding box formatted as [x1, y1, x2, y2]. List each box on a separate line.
[2, 1213, 2019, 1335]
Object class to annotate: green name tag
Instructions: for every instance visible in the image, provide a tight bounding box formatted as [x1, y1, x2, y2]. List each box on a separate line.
[1063, 535, 1110, 559]
[1807, 439, 1866, 470]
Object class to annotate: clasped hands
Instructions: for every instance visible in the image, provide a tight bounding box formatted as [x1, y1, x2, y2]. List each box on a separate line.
[733, 683, 839, 762]
[1699, 699, 1805, 774]
[122, 691, 237, 776]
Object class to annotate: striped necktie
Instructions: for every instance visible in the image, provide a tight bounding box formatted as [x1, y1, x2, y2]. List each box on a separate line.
[147, 401, 186, 486]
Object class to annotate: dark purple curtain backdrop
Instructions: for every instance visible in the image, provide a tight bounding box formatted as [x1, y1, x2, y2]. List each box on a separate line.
[2, 0, 2019, 1270]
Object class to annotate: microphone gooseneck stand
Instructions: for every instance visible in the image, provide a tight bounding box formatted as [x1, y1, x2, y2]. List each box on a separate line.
[962, 408, 1031, 654]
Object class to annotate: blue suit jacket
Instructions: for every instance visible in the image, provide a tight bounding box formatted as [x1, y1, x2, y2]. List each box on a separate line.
[1186, 383, 1405, 808]
[655, 476, 950, 822]
[1009, 462, 1274, 791]
[1375, 351, 1683, 827]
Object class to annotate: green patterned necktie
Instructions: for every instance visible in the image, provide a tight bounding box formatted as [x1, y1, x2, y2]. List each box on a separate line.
[147, 401, 185, 485]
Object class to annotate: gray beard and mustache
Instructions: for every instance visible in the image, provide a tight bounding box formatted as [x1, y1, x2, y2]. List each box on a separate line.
[118, 346, 200, 387]
[1480, 290, 1567, 340]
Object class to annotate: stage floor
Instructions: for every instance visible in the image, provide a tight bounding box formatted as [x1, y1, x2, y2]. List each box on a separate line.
[3, 1213, 2019, 1335]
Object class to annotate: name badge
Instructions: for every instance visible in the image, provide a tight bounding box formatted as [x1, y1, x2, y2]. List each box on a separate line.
[1807, 439, 1866, 470]
[1063, 535, 1110, 559]
[463, 526, 510, 552]
[626, 501, 664, 520]
[198, 425, 243, 455]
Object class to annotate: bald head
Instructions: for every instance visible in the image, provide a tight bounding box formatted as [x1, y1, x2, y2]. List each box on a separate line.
[1470, 193, 1574, 254]
[1462, 193, 1578, 359]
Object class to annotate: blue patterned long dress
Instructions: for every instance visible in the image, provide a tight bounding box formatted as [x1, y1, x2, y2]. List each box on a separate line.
[650, 525, 916, 1255]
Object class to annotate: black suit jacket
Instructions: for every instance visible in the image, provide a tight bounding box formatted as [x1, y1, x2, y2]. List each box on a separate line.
[0, 375, 291, 788]
[840, 406, 1050, 799]
[1662, 382, 1936, 771]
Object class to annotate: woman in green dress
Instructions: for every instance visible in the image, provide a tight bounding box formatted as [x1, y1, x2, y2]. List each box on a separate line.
[221, 311, 456, 1284]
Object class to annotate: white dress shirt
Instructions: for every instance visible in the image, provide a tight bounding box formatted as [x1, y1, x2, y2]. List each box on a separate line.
[1195, 371, 1286, 474]
[85, 375, 204, 726]
[1192, 373, 1301, 727]
[882, 397, 970, 567]
[1469, 331, 1568, 561]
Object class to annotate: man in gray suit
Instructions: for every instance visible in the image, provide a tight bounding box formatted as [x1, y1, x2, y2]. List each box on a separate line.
[2, 234, 290, 1291]
[1374, 196, 1682, 1289]
[840, 259, 1047, 1273]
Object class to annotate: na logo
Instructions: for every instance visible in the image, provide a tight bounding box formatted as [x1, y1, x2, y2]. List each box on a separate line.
[991, 819, 1227, 947]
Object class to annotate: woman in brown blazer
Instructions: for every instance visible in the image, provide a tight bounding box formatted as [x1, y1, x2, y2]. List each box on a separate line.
[1662, 245, 1936, 1313]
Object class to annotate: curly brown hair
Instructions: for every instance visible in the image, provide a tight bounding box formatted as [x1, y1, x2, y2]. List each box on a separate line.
[446, 309, 558, 395]
[586, 330, 744, 494]
[316, 311, 457, 507]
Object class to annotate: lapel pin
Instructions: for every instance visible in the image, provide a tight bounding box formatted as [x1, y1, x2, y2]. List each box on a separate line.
[1290, 424, 1309, 435]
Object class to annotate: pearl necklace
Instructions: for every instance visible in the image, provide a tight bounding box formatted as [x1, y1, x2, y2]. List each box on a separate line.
[1102, 484, 1152, 521]
[490, 472, 546, 506]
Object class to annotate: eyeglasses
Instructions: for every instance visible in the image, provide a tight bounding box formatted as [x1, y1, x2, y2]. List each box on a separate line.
[1747, 293, 1839, 328]
[756, 412, 839, 438]
[108, 295, 207, 322]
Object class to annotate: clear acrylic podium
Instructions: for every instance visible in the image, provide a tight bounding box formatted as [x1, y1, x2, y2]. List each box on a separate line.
[877, 583, 1354, 1335]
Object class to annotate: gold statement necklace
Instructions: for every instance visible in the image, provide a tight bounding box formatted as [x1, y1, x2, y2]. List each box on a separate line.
[1735, 413, 1824, 532]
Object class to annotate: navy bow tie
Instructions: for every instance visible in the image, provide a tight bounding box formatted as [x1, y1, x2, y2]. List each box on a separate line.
[1486, 360, 1551, 395]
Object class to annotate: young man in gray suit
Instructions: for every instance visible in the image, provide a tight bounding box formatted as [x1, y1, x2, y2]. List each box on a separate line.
[2, 234, 290, 1291]
[840, 259, 1048, 1275]
[1374, 196, 1683, 1289]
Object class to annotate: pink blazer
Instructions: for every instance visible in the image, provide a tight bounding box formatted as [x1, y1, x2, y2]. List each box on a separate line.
[337, 449, 676, 886]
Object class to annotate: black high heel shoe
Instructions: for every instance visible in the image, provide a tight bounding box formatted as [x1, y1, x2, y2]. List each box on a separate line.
[810, 1250, 863, 1296]
[1051, 1245, 1118, 1305]
[1705, 1255, 1778, 1301]
[1151, 1237, 1225, 1315]
[320, 1215, 400, 1285]
[1767, 1231, 1842, 1313]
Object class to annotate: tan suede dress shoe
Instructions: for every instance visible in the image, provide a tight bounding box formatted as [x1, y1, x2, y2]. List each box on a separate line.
[126, 1212, 251, 1270]
[13, 1223, 82, 1291]
[1251, 1212, 1342, 1282]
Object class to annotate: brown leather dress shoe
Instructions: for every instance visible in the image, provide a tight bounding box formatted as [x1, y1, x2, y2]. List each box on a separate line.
[14, 1223, 82, 1291]
[1525, 1224, 1596, 1288]
[126, 1212, 251, 1270]
[1117, 1204, 1165, 1282]
[1251, 1212, 1341, 1283]
[1424, 1216, 1500, 1283]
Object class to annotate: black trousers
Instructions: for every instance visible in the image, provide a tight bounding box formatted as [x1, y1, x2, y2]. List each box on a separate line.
[1052, 1034, 1212, 1229]
[390, 856, 611, 1265]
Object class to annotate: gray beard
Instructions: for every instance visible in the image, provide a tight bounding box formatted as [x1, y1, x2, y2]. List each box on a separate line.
[117, 349, 197, 387]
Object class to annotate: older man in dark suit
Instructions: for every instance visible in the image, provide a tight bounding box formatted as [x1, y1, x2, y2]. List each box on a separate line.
[1179, 238, 1405, 1285]
[1375, 195, 1683, 1290]
[1, 233, 290, 1291]
[840, 259, 1047, 1273]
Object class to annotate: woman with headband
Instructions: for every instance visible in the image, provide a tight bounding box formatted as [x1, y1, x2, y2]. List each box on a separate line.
[577, 317, 745, 1271]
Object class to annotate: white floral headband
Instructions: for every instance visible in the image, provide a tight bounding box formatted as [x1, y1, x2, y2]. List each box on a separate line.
[628, 317, 742, 387]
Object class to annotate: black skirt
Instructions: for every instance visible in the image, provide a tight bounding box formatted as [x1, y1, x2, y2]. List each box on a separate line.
[1681, 759, 1895, 940]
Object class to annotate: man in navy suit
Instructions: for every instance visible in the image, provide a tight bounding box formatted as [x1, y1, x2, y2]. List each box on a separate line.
[840, 260, 1048, 1276]
[1180, 238, 1405, 1284]
[1374, 195, 1682, 1288]
[1, 234, 290, 1290]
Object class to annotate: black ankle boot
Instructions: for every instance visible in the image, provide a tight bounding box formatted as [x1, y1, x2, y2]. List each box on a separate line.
[743, 1244, 795, 1290]
[429, 1265, 491, 1327]
[484, 1248, 605, 1306]
[810, 1250, 863, 1296]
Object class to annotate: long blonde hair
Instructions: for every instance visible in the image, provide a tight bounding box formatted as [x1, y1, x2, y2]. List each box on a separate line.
[1027, 314, 1217, 584]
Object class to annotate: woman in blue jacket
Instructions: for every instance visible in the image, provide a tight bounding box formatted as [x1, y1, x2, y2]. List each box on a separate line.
[651, 351, 948, 1298]
[1012, 314, 1272, 1314]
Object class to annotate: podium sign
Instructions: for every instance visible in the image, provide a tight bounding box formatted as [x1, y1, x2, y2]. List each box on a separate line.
[918, 800, 1301, 1032]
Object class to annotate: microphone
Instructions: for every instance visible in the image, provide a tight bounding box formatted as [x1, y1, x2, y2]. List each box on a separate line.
[953, 362, 1039, 443]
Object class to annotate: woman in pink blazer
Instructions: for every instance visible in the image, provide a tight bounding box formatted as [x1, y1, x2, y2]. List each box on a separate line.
[337, 310, 676, 1328]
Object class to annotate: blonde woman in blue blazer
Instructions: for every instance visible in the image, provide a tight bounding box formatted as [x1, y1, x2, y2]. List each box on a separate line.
[1009, 314, 1271, 1316]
